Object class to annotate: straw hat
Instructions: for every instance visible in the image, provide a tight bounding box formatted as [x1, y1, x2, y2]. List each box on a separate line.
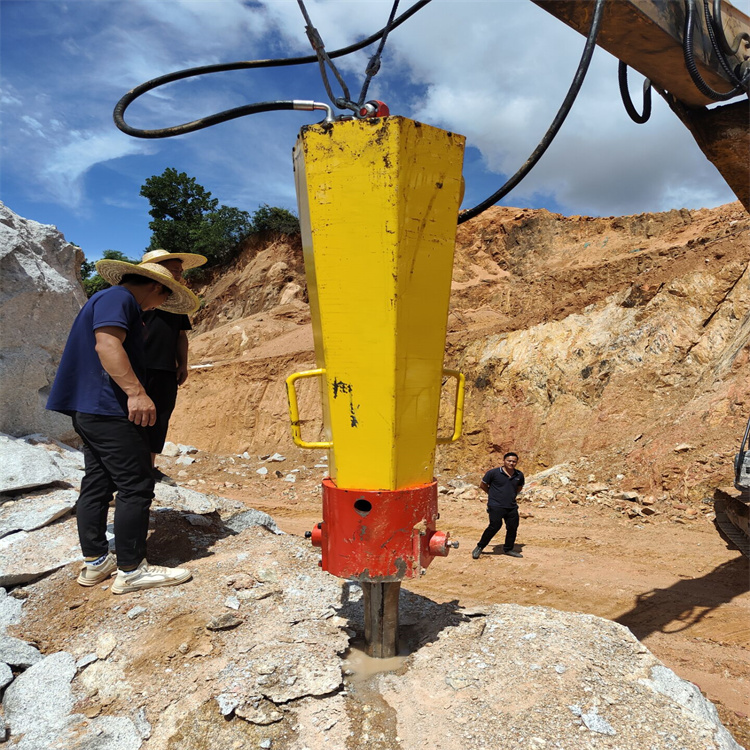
[140, 248, 207, 269]
[95, 260, 200, 314]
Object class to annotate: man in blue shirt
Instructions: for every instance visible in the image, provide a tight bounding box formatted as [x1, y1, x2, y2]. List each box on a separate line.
[47, 259, 199, 594]
[472, 452, 525, 559]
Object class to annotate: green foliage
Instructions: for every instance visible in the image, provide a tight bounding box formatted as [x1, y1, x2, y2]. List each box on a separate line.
[141, 168, 219, 257]
[140, 168, 299, 269]
[250, 204, 300, 235]
[191, 205, 254, 264]
[140, 168, 258, 265]
[80, 250, 137, 298]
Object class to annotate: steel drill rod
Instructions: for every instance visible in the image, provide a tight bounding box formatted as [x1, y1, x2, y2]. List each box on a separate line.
[362, 581, 401, 658]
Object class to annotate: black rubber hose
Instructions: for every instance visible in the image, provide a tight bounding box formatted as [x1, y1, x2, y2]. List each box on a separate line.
[618, 62, 652, 123]
[457, 0, 605, 225]
[712, 0, 750, 56]
[703, 0, 743, 86]
[682, 0, 743, 101]
[113, 0, 432, 138]
[115, 101, 300, 139]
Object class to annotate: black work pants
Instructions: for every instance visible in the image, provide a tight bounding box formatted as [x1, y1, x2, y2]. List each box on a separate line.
[144, 369, 178, 453]
[72, 412, 154, 569]
[478, 505, 519, 551]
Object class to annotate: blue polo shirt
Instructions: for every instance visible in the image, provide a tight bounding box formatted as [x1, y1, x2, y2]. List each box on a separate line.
[46, 286, 146, 417]
[483, 467, 525, 509]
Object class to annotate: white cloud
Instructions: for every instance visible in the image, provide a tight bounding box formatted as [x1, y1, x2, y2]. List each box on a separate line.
[1, 0, 743, 223]
[42, 131, 154, 208]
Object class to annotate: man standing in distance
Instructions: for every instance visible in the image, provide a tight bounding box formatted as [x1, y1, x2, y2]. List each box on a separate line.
[138, 249, 207, 484]
[47, 260, 200, 594]
[472, 452, 525, 559]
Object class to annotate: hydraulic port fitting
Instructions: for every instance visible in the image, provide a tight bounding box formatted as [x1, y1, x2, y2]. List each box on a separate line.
[306, 523, 323, 548]
[428, 530, 457, 557]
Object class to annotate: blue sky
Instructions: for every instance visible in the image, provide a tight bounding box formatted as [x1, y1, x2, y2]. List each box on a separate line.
[1, 0, 745, 262]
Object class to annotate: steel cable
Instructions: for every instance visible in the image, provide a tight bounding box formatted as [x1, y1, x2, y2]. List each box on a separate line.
[113, 0, 432, 138]
[357, 0, 400, 107]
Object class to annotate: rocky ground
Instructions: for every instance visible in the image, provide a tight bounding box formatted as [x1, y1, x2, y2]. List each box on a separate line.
[0, 435, 747, 749]
[144, 444, 749, 747]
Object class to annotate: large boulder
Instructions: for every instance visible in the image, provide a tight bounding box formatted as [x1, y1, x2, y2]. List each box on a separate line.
[0, 202, 86, 440]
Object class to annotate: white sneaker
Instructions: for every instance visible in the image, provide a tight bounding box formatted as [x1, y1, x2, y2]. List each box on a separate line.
[111, 560, 192, 595]
[77, 553, 117, 586]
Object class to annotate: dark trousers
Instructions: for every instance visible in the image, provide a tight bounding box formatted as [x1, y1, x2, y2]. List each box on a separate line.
[478, 505, 519, 551]
[72, 412, 155, 569]
[144, 369, 178, 453]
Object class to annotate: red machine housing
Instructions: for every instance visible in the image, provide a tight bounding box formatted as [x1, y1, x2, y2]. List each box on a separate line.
[308, 478, 453, 582]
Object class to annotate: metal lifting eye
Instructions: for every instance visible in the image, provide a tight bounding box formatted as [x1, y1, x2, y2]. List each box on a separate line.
[353, 498, 372, 516]
[357, 100, 390, 119]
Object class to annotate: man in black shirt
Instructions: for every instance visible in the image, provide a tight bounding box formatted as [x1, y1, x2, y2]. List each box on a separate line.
[139, 249, 206, 484]
[472, 452, 525, 559]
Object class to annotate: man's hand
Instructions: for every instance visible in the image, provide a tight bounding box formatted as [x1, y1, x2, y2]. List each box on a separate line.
[127, 392, 157, 426]
[176, 364, 189, 386]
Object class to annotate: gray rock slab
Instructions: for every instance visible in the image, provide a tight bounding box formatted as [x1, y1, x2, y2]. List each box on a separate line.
[375, 604, 741, 750]
[0, 517, 81, 586]
[642, 665, 739, 750]
[0, 203, 87, 441]
[0, 661, 12, 689]
[3, 649, 141, 750]
[3, 651, 76, 737]
[21, 435, 85, 483]
[0, 587, 23, 634]
[0, 486, 76, 539]
[225, 508, 283, 535]
[48, 449, 85, 485]
[0, 433, 65, 492]
[152, 484, 216, 514]
[0, 635, 42, 668]
[161, 442, 179, 457]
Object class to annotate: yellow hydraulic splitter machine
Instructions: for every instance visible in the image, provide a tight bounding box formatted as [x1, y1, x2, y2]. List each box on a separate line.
[287, 113, 466, 657]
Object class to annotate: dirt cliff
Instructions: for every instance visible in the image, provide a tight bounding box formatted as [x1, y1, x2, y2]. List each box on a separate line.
[174, 201, 750, 504]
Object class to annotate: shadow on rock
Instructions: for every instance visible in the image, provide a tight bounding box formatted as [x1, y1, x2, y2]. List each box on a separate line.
[616, 556, 749, 640]
[337, 581, 470, 654]
[145, 509, 238, 567]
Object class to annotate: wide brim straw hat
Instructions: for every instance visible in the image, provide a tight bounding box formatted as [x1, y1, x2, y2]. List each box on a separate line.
[140, 248, 207, 269]
[95, 260, 201, 314]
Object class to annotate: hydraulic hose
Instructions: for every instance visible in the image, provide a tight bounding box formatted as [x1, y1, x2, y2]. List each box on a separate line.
[113, 0, 432, 138]
[618, 62, 652, 124]
[114, 100, 332, 140]
[458, 0, 605, 224]
[683, 0, 745, 101]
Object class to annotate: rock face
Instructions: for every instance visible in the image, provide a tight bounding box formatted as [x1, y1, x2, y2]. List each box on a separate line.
[377, 604, 740, 750]
[0, 201, 86, 440]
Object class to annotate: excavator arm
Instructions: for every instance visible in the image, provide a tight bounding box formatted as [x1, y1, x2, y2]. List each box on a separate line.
[531, 0, 750, 210]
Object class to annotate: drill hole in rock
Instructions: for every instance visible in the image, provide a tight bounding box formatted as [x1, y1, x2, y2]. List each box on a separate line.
[354, 498, 372, 517]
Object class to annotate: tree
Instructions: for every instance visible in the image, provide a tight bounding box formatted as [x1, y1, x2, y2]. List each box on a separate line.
[80, 250, 137, 298]
[140, 168, 219, 256]
[141, 169, 258, 265]
[191, 205, 253, 264]
[250, 204, 300, 235]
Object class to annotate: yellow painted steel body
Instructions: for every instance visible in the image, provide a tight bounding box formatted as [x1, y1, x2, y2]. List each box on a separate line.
[292, 117, 465, 491]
